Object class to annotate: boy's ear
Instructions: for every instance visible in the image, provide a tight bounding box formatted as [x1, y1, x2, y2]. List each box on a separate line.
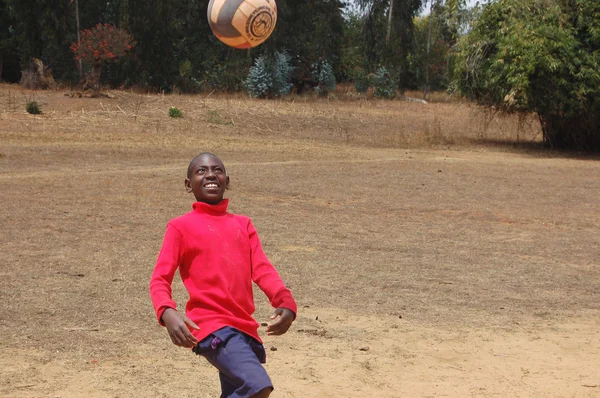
[185, 178, 192, 193]
[225, 175, 230, 190]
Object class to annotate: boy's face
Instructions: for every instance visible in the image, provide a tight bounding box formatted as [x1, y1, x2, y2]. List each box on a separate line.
[185, 154, 230, 204]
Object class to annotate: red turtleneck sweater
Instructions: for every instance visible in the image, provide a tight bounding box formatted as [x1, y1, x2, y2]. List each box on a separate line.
[149, 199, 297, 343]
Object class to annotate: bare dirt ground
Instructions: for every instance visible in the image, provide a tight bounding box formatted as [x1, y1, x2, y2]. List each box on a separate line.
[1, 85, 599, 397]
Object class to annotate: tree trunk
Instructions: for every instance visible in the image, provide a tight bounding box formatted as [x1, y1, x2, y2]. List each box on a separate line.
[539, 112, 600, 150]
[386, 0, 394, 44]
[424, 0, 435, 100]
[75, 0, 83, 79]
[84, 64, 102, 93]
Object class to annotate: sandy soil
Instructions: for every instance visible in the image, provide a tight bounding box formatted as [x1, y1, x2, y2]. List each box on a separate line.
[0, 85, 598, 397]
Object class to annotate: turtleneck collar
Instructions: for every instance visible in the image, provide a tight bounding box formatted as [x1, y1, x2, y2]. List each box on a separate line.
[192, 199, 229, 215]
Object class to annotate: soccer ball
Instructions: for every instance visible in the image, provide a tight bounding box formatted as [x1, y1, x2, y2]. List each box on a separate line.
[207, 0, 277, 49]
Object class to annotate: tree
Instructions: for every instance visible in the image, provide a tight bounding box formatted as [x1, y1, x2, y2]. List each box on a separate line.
[409, 0, 465, 94]
[264, 0, 346, 93]
[70, 23, 135, 91]
[0, 0, 19, 82]
[356, 0, 424, 88]
[6, 0, 77, 81]
[452, 0, 600, 149]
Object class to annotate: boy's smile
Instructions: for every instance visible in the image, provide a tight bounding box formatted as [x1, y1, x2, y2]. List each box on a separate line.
[185, 153, 230, 204]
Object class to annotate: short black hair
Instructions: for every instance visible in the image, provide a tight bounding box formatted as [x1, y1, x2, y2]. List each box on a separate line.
[186, 152, 226, 178]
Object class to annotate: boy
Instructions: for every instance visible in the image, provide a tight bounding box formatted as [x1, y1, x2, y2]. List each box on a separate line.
[150, 152, 297, 398]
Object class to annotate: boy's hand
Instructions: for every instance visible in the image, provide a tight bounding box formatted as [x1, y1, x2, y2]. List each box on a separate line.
[266, 308, 295, 336]
[161, 308, 200, 348]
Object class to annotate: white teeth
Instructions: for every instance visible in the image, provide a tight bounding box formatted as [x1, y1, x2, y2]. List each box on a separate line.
[205, 183, 218, 188]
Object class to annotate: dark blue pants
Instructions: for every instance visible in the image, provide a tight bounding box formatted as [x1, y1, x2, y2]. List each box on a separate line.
[193, 327, 273, 398]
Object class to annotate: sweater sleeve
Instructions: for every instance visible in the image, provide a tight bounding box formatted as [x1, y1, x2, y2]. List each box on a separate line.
[149, 222, 182, 326]
[247, 220, 298, 316]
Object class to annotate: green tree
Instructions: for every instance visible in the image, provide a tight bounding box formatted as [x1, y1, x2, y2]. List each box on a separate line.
[0, 0, 19, 81]
[339, 12, 366, 82]
[7, 0, 76, 80]
[264, 0, 346, 93]
[410, 1, 459, 92]
[452, 0, 600, 149]
[356, 0, 424, 88]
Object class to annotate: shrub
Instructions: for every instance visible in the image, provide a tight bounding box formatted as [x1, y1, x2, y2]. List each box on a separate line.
[168, 107, 183, 118]
[246, 56, 271, 98]
[245, 51, 294, 98]
[70, 24, 135, 90]
[452, 0, 600, 149]
[202, 61, 247, 93]
[177, 60, 202, 93]
[353, 68, 370, 94]
[373, 67, 396, 98]
[26, 101, 41, 114]
[311, 59, 336, 96]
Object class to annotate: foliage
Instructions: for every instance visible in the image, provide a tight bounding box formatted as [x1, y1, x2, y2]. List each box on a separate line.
[266, 0, 346, 90]
[452, 0, 600, 149]
[201, 58, 248, 93]
[410, 9, 453, 91]
[373, 67, 396, 98]
[5, 0, 77, 81]
[357, 0, 424, 88]
[69, 23, 135, 90]
[26, 100, 41, 114]
[246, 56, 270, 98]
[339, 12, 367, 84]
[70, 24, 134, 68]
[2, 0, 460, 95]
[311, 59, 337, 96]
[245, 51, 294, 99]
[353, 68, 371, 93]
[0, 1, 19, 82]
[168, 106, 182, 118]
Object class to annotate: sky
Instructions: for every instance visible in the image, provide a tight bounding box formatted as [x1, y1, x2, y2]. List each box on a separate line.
[422, 0, 483, 15]
[344, 0, 485, 16]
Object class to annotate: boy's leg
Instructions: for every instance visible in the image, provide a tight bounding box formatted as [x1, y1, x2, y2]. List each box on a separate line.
[195, 328, 273, 398]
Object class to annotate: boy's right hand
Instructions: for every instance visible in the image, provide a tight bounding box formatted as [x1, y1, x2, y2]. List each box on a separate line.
[161, 308, 200, 348]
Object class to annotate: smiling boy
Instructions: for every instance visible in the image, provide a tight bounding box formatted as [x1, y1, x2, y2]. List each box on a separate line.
[150, 153, 297, 398]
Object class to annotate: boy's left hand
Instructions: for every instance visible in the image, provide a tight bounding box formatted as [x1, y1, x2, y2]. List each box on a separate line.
[266, 308, 295, 336]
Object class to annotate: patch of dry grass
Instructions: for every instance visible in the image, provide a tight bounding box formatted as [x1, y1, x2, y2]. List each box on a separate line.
[2, 84, 595, 340]
[0, 83, 599, 397]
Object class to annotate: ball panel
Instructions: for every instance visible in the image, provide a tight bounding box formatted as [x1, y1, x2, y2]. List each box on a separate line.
[210, 0, 246, 38]
[208, 0, 225, 24]
[217, 0, 245, 24]
[208, 0, 277, 49]
[232, 4, 276, 46]
[245, 0, 270, 8]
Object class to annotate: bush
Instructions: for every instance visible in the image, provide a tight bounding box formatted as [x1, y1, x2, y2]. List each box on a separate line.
[353, 68, 370, 94]
[452, 0, 600, 149]
[245, 51, 294, 98]
[202, 60, 247, 93]
[373, 67, 396, 98]
[311, 60, 336, 96]
[168, 107, 183, 118]
[245, 56, 271, 98]
[177, 60, 202, 93]
[70, 24, 135, 91]
[26, 101, 41, 115]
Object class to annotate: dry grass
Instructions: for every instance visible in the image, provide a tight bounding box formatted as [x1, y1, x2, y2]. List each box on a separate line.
[0, 84, 598, 397]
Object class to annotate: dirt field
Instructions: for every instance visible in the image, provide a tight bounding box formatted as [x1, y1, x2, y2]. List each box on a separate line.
[1, 85, 598, 397]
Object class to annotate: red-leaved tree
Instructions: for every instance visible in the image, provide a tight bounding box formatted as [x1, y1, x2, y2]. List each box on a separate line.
[70, 24, 135, 91]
